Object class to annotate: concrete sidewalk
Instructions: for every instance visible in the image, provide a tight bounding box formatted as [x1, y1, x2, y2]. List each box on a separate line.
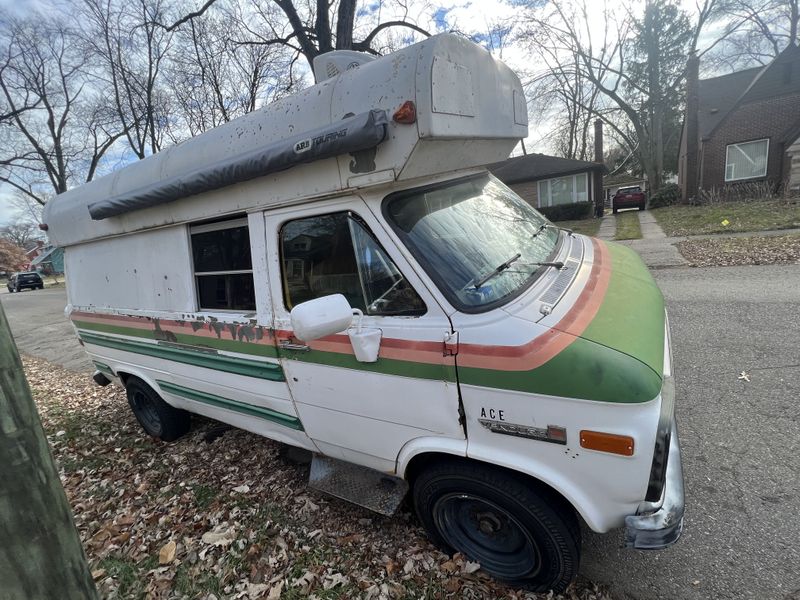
[617, 210, 689, 268]
[596, 214, 617, 241]
[593, 210, 689, 268]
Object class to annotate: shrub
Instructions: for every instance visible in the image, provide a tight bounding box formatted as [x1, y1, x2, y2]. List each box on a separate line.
[698, 181, 779, 204]
[538, 201, 594, 222]
[649, 183, 681, 208]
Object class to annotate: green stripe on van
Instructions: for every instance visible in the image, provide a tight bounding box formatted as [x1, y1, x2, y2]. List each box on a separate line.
[79, 331, 285, 382]
[92, 361, 115, 377]
[156, 380, 303, 431]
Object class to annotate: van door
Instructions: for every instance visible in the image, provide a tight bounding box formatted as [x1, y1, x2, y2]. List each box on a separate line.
[263, 198, 464, 472]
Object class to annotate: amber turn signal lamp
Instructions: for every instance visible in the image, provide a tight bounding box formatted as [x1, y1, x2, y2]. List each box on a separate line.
[393, 100, 416, 124]
[580, 430, 635, 456]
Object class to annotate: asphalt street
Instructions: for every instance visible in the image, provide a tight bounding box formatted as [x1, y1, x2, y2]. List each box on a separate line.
[2, 265, 799, 600]
[0, 285, 91, 371]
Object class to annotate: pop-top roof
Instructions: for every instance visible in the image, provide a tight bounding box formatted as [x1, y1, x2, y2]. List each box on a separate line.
[43, 34, 527, 247]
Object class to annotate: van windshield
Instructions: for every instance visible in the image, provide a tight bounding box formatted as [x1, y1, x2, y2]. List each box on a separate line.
[384, 174, 560, 312]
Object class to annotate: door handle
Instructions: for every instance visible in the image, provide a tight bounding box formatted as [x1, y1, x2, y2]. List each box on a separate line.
[278, 339, 310, 352]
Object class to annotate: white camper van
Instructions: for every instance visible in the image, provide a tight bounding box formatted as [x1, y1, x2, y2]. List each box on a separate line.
[43, 34, 683, 592]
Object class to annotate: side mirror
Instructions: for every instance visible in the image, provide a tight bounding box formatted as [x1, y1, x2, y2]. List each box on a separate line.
[290, 294, 354, 342]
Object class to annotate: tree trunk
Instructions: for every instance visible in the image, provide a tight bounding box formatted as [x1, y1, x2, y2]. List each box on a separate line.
[0, 303, 97, 599]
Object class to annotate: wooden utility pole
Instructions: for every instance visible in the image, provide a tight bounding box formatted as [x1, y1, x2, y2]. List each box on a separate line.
[0, 302, 98, 599]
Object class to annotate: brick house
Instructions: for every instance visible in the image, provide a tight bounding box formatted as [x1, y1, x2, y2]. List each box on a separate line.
[487, 153, 605, 209]
[679, 43, 800, 198]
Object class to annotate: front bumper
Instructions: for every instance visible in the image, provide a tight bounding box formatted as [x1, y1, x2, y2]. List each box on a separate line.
[624, 417, 685, 549]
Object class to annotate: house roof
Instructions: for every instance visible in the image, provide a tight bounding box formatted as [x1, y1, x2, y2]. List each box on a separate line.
[701, 43, 800, 140]
[486, 153, 605, 185]
[602, 174, 646, 188]
[698, 67, 763, 138]
[30, 245, 60, 266]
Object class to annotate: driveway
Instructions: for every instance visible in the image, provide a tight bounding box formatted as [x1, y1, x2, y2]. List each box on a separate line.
[2, 268, 799, 600]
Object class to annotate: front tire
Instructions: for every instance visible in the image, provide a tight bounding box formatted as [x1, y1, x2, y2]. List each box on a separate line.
[612, 205, 618, 214]
[125, 377, 191, 442]
[413, 459, 580, 593]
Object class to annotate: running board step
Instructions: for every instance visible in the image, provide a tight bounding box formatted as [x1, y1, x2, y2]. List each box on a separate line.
[308, 455, 409, 516]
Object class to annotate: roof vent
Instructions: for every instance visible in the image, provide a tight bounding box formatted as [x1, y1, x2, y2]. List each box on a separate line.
[313, 50, 376, 82]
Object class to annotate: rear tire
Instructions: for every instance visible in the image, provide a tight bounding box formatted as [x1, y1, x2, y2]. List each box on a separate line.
[125, 377, 191, 442]
[612, 206, 618, 214]
[413, 459, 580, 593]
[639, 202, 646, 211]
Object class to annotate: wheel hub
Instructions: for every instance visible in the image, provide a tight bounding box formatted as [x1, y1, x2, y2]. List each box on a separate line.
[433, 493, 541, 580]
[476, 511, 502, 535]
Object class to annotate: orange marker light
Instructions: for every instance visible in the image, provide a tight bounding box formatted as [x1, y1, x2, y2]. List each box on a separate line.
[393, 100, 416, 124]
[580, 430, 635, 456]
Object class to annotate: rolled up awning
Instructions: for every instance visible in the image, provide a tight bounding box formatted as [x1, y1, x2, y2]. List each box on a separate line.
[88, 109, 388, 220]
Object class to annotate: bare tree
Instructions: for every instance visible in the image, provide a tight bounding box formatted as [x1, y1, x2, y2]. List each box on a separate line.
[710, 0, 799, 68]
[520, 0, 725, 191]
[165, 3, 298, 137]
[0, 16, 122, 207]
[526, 52, 602, 160]
[157, 0, 431, 71]
[0, 219, 40, 247]
[80, 0, 175, 158]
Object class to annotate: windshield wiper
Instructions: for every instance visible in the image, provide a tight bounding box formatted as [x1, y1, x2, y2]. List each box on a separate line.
[472, 254, 565, 289]
[532, 222, 574, 239]
[473, 253, 522, 288]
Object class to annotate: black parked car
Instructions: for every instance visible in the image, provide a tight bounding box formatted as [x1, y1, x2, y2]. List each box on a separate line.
[7, 271, 44, 292]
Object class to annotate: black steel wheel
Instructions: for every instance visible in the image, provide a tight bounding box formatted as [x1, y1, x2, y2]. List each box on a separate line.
[413, 458, 580, 593]
[125, 377, 191, 442]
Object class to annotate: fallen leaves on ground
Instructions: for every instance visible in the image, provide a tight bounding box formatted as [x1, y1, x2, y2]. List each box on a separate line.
[26, 356, 613, 600]
[677, 235, 800, 267]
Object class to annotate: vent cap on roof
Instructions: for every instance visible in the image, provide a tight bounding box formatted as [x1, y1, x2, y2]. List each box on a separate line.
[313, 50, 376, 82]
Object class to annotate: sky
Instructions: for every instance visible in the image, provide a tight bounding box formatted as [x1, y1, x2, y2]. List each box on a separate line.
[0, 0, 734, 227]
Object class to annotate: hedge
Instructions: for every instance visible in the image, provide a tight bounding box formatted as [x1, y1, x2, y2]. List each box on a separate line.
[537, 201, 594, 222]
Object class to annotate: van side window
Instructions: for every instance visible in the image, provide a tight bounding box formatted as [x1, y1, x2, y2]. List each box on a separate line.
[280, 212, 426, 316]
[191, 218, 256, 311]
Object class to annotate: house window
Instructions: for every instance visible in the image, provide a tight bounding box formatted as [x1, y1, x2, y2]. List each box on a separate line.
[191, 218, 255, 311]
[280, 212, 425, 316]
[537, 173, 590, 207]
[725, 139, 769, 182]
